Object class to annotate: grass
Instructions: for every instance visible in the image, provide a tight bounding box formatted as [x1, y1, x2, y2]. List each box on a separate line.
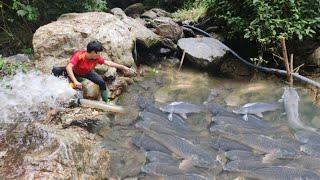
[172, 0, 209, 22]
[0, 57, 33, 78]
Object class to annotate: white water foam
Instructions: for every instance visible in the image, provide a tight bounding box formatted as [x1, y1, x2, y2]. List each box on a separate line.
[0, 71, 76, 123]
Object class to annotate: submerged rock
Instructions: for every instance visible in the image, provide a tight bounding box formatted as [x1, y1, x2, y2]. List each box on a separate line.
[177, 37, 228, 69]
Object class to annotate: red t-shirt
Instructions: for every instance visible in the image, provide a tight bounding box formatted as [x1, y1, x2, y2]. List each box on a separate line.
[69, 50, 105, 76]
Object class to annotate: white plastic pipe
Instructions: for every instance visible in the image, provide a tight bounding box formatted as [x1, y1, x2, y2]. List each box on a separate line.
[79, 99, 125, 114]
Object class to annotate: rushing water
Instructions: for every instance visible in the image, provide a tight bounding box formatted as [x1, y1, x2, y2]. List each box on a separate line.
[0, 71, 76, 123]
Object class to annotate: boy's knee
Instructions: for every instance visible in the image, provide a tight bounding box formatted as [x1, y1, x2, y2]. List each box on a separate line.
[96, 79, 106, 90]
[52, 67, 59, 76]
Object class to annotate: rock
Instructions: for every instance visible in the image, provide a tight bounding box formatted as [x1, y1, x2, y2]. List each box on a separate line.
[110, 8, 161, 48]
[0, 122, 111, 179]
[308, 47, 320, 66]
[141, 8, 171, 19]
[3, 54, 31, 62]
[155, 22, 183, 41]
[104, 67, 117, 81]
[177, 37, 228, 68]
[124, 3, 145, 18]
[141, 10, 157, 19]
[82, 80, 101, 100]
[33, 12, 135, 73]
[182, 27, 195, 38]
[160, 38, 177, 51]
[220, 58, 253, 80]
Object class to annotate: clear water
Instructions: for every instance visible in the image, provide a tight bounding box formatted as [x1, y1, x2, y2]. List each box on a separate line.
[106, 64, 320, 178]
[0, 71, 76, 123]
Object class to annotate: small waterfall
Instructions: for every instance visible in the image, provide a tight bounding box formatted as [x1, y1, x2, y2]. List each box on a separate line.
[0, 71, 76, 123]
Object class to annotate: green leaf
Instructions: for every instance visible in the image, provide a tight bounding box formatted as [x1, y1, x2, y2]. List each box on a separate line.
[17, 9, 28, 17]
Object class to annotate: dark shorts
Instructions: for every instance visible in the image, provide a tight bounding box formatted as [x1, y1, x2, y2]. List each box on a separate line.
[52, 66, 106, 91]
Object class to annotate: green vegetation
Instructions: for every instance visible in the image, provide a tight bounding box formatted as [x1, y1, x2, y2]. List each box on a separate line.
[173, 1, 208, 22]
[0, 57, 32, 78]
[0, 0, 107, 55]
[175, 0, 319, 51]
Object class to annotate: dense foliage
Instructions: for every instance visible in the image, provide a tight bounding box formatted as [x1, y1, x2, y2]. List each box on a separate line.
[179, 0, 319, 48]
[0, 0, 107, 55]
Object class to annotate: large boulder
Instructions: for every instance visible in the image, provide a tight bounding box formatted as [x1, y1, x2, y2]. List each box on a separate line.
[110, 8, 161, 48]
[177, 37, 228, 68]
[33, 12, 160, 73]
[124, 3, 146, 18]
[308, 47, 320, 66]
[155, 22, 183, 41]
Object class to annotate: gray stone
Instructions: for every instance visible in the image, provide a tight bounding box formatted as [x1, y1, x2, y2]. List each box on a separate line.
[4, 54, 31, 62]
[177, 37, 228, 68]
[155, 22, 183, 41]
[308, 47, 320, 66]
[124, 3, 145, 18]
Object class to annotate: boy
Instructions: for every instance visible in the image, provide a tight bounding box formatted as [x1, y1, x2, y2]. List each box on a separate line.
[52, 40, 132, 103]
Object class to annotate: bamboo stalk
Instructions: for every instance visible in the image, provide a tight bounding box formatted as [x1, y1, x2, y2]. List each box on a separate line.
[178, 50, 186, 71]
[279, 36, 291, 83]
[289, 54, 294, 86]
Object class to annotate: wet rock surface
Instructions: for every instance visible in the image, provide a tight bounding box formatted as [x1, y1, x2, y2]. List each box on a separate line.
[177, 37, 228, 69]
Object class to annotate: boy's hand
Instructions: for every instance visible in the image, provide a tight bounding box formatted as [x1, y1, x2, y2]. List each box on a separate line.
[74, 81, 82, 89]
[123, 67, 136, 76]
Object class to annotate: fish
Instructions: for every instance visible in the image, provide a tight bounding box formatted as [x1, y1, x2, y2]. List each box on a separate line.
[282, 87, 317, 132]
[294, 130, 320, 145]
[286, 155, 320, 171]
[233, 102, 280, 121]
[249, 166, 320, 180]
[164, 174, 208, 180]
[223, 160, 267, 172]
[142, 162, 207, 177]
[300, 143, 320, 158]
[211, 115, 272, 129]
[211, 136, 252, 152]
[160, 102, 205, 121]
[141, 162, 184, 176]
[225, 150, 262, 161]
[131, 135, 171, 154]
[145, 151, 179, 164]
[145, 130, 220, 169]
[225, 161, 320, 179]
[210, 127, 299, 159]
[139, 111, 192, 133]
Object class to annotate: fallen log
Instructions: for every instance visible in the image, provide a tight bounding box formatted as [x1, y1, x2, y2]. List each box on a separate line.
[182, 25, 320, 89]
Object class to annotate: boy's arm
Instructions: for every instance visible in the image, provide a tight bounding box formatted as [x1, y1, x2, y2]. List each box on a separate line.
[104, 60, 130, 72]
[66, 63, 82, 89]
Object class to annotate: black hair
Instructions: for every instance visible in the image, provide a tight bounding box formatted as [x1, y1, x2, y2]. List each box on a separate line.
[87, 40, 103, 53]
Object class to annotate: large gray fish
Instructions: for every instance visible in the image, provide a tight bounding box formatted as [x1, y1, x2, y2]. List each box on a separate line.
[210, 127, 299, 159]
[286, 155, 320, 171]
[294, 130, 320, 145]
[300, 143, 320, 158]
[145, 151, 178, 164]
[146, 131, 220, 169]
[223, 160, 267, 172]
[233, 102, 280, 121]
[282, 87, 317, 132]
[212, 115, 272, 129]
[164, 174, 208, 180]
[211, 136, 252, 151]
[249, 166, 320, 180]
[160, 102, 206, 121]
[131, 135, 171, 154]
[225, 150, 262, 161]
[142, 162, 207, 177]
